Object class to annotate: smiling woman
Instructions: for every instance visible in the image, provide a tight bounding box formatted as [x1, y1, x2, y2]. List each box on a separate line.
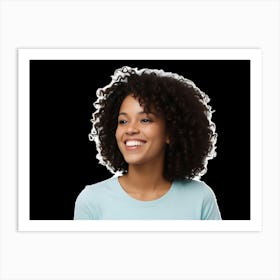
[116, 95, 169, 170]
[74, 66, 221, 220]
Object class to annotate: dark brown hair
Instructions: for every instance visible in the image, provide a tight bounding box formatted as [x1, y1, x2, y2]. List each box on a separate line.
[89, 66, 217, 181]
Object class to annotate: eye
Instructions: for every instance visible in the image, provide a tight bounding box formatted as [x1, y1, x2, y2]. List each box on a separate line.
[141, 118, 152, 124]
[118, 119, 128, 125]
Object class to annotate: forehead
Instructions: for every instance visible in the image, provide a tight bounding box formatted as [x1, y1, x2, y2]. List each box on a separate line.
[119, 95, 142, 110]
[119, 94, 158, 114]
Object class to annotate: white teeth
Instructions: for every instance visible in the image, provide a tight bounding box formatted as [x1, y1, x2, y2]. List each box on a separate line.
[126, 140, 145, 147]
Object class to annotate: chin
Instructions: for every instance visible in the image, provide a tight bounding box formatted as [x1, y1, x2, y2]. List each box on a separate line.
[124, 158, 145, 166]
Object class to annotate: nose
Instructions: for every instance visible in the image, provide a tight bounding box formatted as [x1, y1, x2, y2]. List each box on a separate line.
[125, 121, 140, 135]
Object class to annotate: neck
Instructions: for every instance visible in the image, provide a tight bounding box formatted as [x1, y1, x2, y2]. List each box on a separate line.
[118, 163, 172, 201]
[121, 164, 170, 192]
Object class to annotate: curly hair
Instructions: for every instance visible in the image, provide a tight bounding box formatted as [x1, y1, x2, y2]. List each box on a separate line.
[89, 66, 217, 181]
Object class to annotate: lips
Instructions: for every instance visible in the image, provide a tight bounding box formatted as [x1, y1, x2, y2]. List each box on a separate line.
[124, 139, 146, 149]
[125, 140, 145, 147]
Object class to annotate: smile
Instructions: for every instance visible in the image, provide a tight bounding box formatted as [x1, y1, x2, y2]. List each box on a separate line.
[125, 140, 146, 149]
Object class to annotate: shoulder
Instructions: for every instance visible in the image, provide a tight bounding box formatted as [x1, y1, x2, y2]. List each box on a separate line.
[77, 177, 118, 200]
[173, 179, 221, 220]
[172, 179, 218, 203]
[173, 179, 215, 196]
[74, 177, 118, 220]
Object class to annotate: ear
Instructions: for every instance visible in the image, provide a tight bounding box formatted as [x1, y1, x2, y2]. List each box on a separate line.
[166, 137, 170, 145]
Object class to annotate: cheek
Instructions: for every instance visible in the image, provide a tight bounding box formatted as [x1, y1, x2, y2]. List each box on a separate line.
[115, 129, 120, 142]
[115, 130, 122, 152]
[148, 125, 168, 140]
[115, 127, 123, 143]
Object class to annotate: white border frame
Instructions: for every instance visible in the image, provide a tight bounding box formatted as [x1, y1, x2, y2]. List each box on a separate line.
[18, 48, 262, 232]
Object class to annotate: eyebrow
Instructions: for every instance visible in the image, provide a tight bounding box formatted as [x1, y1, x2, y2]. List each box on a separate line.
[118, 111, 155, 117]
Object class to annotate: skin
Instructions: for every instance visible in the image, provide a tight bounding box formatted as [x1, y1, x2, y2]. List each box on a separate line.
[115, 95, 171, 201]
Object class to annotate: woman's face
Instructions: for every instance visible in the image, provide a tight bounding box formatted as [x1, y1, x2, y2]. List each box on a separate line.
[115, 95, 169, 168]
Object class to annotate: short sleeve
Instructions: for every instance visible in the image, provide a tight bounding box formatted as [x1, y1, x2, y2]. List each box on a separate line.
[201, 186, 222, 220]
[73, 187, 100, 220]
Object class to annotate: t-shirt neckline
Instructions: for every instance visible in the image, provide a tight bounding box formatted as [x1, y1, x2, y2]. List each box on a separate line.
[114, 176, 175, 206]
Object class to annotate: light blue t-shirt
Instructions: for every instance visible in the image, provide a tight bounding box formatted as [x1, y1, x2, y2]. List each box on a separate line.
[74, 177, 222, 220]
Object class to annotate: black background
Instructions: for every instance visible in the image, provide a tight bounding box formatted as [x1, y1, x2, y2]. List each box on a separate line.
[30, 60, 250, 220]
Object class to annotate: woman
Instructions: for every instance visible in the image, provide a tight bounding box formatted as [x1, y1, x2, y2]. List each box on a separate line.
[74, 66, 221, 220]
